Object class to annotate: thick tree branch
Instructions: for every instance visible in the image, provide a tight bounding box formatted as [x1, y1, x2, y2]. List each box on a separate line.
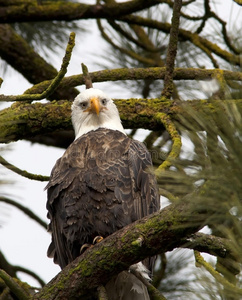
[0, 1, 161, 23]
[1, 98, 242, 144]
[33, 199, 231, 300]
[0, 3, 238, 66]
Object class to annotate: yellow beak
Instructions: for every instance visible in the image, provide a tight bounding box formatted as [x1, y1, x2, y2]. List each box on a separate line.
[89, 97, 100, 115]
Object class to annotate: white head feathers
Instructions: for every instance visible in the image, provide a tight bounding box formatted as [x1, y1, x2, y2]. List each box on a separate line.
[71, 88, 126, 139]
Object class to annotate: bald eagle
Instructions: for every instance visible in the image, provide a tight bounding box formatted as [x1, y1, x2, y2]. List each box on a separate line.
[46, 88, 159, 300]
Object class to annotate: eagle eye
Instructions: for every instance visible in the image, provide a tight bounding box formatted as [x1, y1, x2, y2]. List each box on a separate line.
[101, 98, 107, 106]
[80, 101, 88, 109]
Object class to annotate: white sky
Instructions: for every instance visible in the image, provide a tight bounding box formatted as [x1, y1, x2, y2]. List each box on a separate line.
[0, 1, 241, 288]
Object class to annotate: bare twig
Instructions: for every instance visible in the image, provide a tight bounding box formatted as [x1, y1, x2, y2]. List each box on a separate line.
[119, 15, 240, 66]
[81, 63, 93, 89]
[97, 19, 155, 65]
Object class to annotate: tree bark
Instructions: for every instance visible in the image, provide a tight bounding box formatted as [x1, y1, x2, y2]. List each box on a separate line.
[0, 1, 161, 23]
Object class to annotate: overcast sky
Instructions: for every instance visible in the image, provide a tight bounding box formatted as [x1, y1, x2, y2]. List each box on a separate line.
[0, 1, 241, 288]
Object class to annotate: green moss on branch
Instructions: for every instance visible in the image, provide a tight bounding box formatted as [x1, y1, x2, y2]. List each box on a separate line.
[1, 98, 242, 143]
[22, 67, 242, 97]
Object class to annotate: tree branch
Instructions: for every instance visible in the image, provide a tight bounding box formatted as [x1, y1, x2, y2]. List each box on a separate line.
[13, 266, 45, 288]
[0, 1, 161, 23]
[20, 67, 242, 97]
[0, 269, 30, 300]
[0, 155, 49, 182]
[180, 232, 235, 258]
[0, 24, 78, 100]
[162, 0, 182, 99]
[194, 251, 242, 296]
[1, 98, 242, 144]
[34, 200, 208, 299]
[0, 251, 45, 288]
[1, 3, 238, 66]
[0, 32, 75, 102]
[154, 112, 182, 173]
[118, 15, 241, 66]
[33, 197, 236, 300]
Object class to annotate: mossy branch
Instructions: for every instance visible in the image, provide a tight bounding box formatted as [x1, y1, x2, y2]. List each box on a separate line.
[0, 1, 161, 23]
[0, 32, 75, 102]
[1, 98, 242, 144]
[0, 155, 49, 181]
[180, 233, 234, 258]
[34, 200, 204, 299]
[13, 266, 45, 288]
[0, 24, 78, 101]
[33, 198, 236, 300]
[97, 285, 108, 300]
[154, 112, 182, 174]
[0, 0, 239, 72]
[22, 67, 242, 97]
[194, 251, 242, 296]
[162, 0, 182, 99]
[0, 269, 30, 300]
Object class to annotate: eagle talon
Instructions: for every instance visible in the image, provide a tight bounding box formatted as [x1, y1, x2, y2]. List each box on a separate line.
[93, 236, 104, 244]
[80, 236, 104, 254]
[80, 243, 92, 254]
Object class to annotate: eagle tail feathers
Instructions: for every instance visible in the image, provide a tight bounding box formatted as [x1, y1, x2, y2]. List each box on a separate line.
[105, 262, 150, 300]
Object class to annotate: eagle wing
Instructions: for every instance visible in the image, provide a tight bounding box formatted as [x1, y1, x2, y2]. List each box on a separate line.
[46, 129, 159, 270]
[128, 139, 159, 219]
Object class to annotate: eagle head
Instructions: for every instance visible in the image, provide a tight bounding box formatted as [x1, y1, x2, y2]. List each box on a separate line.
[71, 88, 125, 139]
